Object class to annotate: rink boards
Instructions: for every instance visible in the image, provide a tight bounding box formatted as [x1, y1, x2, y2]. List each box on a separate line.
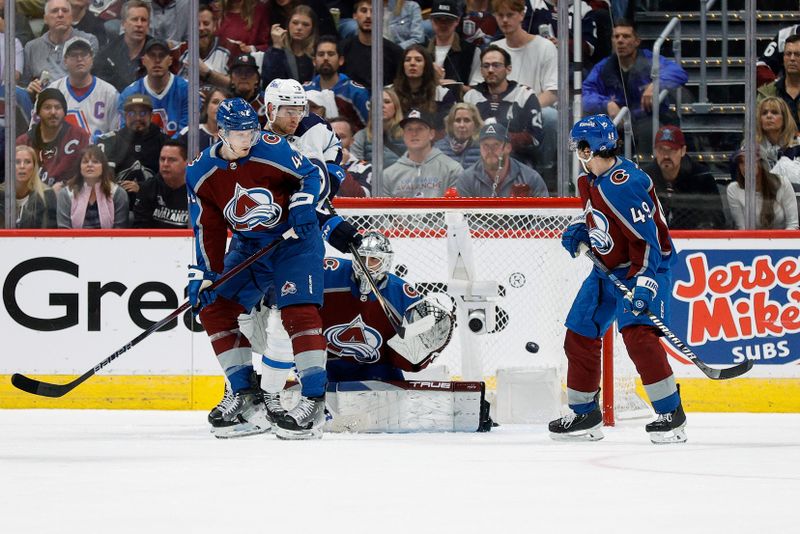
[0, 230, 798, 412]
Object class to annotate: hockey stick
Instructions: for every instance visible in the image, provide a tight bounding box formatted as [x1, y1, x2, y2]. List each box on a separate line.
[324, 200, 433, 339]
[582, 246, 753, 380]
[11, 229, 297, 398]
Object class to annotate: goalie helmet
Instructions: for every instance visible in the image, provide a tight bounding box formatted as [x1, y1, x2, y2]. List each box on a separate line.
[264, 78, 308, 127]
[352, 231, 394, 295]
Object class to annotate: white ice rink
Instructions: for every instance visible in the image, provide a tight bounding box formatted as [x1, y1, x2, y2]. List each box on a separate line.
[1, 410, 797, 534]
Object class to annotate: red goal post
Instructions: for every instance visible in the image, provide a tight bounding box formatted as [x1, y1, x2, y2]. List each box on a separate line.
[332, 198, 639, 425]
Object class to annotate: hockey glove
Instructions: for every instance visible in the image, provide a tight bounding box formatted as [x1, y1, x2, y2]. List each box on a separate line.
[623, 276, 658, 316]
[322, 215, 363, 253]
[188, 266, 219, 313]
[326, 163, 346, 186]
[288, 192, 317, 239]
[561, 221, 590, 258]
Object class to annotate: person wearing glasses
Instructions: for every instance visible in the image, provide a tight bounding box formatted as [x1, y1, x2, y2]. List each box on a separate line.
[47, 36, 120, 142]
[98, 93, 168, 208]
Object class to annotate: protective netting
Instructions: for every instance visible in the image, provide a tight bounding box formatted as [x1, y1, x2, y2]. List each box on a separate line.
[334, 203, 644, 418]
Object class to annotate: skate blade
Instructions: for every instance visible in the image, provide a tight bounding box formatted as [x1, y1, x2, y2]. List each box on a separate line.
[649, 425, 687, 444]
[212, 422, 271, 439]
[275, 426, 323, 441]
[549, 424, 604, 442]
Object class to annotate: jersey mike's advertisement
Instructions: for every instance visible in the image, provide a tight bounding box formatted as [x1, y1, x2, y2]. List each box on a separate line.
[669, 239, 800, 375]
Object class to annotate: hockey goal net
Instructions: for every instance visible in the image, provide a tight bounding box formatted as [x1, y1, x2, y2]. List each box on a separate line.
[333, 198, 648, 425]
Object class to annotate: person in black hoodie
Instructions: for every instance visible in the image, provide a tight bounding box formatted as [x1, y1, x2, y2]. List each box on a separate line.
[98, 93, 168, 208]
[133, 139, 189, 228]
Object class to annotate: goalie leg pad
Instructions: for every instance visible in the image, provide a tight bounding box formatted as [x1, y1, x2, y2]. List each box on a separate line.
[283, 380, 491, 433]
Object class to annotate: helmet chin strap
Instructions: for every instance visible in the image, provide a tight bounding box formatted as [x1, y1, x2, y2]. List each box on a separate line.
[577, 152, 594, 174]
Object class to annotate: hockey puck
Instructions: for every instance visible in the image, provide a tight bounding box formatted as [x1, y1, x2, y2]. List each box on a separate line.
[525, 342, 539, 354]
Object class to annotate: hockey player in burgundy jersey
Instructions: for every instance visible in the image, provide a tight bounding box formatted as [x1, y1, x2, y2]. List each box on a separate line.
[549, 114, 686, 444]
[186, 97, 328, 440]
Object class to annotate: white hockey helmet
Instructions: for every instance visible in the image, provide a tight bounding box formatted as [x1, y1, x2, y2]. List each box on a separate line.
[353, 231, 394, 295]
[264, 78, 308, 127]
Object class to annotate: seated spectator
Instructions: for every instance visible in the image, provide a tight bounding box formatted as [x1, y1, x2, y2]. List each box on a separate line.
[0, 84, 34, 138]
[330, 116, 372, 196]
[65, 0, 109, 47]
[757, 23, 800, 87]
[0, 146, 57, 228]
[149, 0, 189, 44]
[173, 3, 237, 88]
[435, 103, 483, 169]
[460, 0, 497, 48]
[351, 88, 406, 168]
[457, 122, 549, 197]
[49, 37, 120, 142]
[463, 45, 544, 167]
[426, 0, 479, 87]
[99, 93, 168, 206]
[57, 145, 129, 228]
[119, 39, 189, 137]
[757, 96, 800, 169]
[391, 44, 456, 134]
[537, 0, 613, 74]
[133, 140, 189, 228]
[17, 88, 90, 188]
[22, 0, 100, 89]
[385, 0, 424, 50]
[229, 53, 266, 126]
[269, 0, 337, 42]
[303, 36, 370, 130]
[262, 5, 318, 85]
[94, 0, 153, 92]
[758, 34, 800, 130]
[0, 0, 25, 82]
[642, 125, 726, 230]
[1, 0, 36, 48]
[217, 0, 272, 52]
[180, 87, 231, 152]
[381, 109, 463, 197]
[727, 147, 799, 230]
[583, 19, 688, 155]
[341, 0, 404, 87]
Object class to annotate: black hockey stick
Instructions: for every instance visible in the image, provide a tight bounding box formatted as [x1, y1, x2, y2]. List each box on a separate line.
[582, 246, 753, 380]
[11, 229, 297, 398]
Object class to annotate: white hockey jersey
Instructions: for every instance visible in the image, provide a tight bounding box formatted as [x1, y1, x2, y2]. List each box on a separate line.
[48, 76, 121, 142]
[280, 113, 342, 203]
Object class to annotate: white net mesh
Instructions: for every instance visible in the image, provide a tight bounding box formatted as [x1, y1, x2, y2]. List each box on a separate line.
[332, 201, 646, 419]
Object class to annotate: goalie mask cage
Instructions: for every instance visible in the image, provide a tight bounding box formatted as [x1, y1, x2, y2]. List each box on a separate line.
[333, 198, 650, 426]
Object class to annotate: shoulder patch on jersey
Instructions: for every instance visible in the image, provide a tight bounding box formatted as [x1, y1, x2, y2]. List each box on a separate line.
[610, 169, 629, 185]
[323, 257, 341, 271]
[262, 133, 282, 145]
[403, 283, 419, 298]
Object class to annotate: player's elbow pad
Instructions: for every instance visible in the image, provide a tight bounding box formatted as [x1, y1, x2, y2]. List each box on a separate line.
[327, 163, 346, 186]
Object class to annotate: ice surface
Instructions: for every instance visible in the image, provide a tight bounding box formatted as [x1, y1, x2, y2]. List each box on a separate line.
[1, 410, 797, 534]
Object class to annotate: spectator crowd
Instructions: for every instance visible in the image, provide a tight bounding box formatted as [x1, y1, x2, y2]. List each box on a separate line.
[0, 0, 798, 230]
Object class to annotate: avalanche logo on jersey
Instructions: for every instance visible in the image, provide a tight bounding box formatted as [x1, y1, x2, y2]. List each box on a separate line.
[325, 315, 383, 364]
[610, 169, 629, 185]
[588, 204, 614, 255]
[223, 183, 283, 231]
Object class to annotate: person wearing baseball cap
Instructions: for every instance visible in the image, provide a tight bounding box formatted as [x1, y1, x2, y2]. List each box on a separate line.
[381, 109, 463, 198]
[456, 121, 548, 197]
[642, 124, 725, 229]
[426, 0, 476, 86]
[229, 53, 265, 126]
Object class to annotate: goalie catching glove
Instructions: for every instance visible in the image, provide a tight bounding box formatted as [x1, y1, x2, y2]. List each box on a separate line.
[387, 295, 455, 372]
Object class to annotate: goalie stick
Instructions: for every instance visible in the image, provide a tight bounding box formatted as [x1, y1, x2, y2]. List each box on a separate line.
[11, 229, 298, 398]
[582, 246, 753, 380]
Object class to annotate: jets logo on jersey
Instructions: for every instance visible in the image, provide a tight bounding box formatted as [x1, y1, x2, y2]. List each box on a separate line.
[324, 315, 383, 364]
[588, 206, 615, 255]
[223, 183, 283, 231]
[323, 258, 341, 271]
[610, 169, 629, 185]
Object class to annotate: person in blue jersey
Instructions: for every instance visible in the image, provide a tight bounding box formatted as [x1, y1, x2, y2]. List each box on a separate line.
[549, 114, 687, 445]
[186, 97, 328, 441]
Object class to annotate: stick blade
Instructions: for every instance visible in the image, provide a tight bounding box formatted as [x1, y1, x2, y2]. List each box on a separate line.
[713, 358, 754, 380]
[11, 373, 72, 398]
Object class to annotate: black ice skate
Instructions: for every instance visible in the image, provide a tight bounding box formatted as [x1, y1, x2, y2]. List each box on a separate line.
[275, 395, 326, 440]
[548, 407, 604, 442]
[211, 388, 270, 439]
[646, 401, 687, 444]
[208, 381, 233, 426]
[263, 391, 287, 425]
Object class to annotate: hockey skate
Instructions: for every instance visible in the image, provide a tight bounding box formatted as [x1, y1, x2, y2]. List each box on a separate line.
[275, 395, 326, 440]
[208, 381, 233, 426]
[548, 407, 604, 442]
[211, 388, 270, 439]
[646, 402, 687, 444]
[263, 391, 288, 425]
